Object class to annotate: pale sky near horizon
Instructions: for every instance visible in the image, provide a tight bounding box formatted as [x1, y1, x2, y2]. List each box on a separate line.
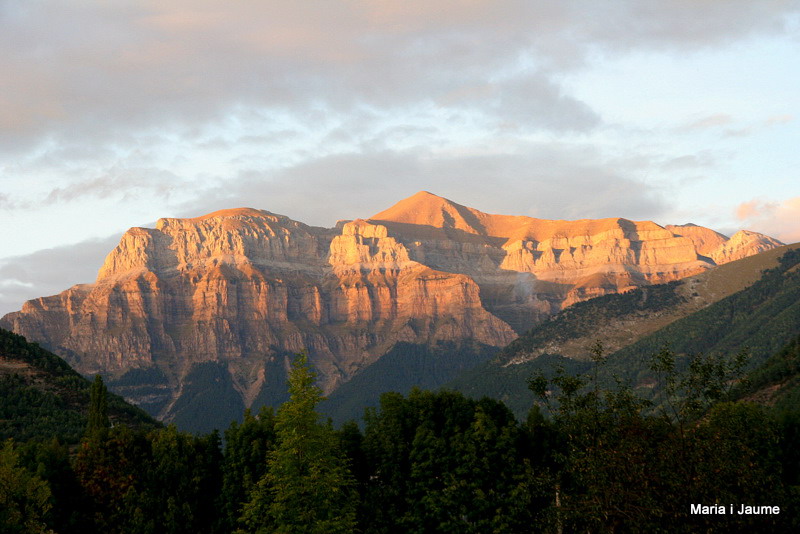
[1, 1, 800, 315]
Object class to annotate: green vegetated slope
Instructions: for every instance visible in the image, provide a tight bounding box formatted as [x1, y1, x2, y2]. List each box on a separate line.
[734, 334, 800, 412]
[602, 245, 800, 389]
[107, 350, 292, 435]
[320, 341, 499, 425]
[448, 280, 698, 418]
[168, 362, 247, 434]
[448, 244, 800, 418]
[498, 281, 687, 360]
[0, 327, 159, 443]
[448, 353, 592, 418]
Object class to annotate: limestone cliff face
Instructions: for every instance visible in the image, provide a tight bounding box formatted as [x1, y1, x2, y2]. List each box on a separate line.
[0, 193, 783, 425]
[709, 230, 784, 265]
[368, 192, 750, 331]
[664, 224, 782, 265]
[665, 224, 729, 257]
[326, 219, 512, 345]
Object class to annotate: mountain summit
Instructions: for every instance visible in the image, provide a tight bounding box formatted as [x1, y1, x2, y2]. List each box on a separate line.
[370, 191, 490, 234]
[0, 192, 783, 430]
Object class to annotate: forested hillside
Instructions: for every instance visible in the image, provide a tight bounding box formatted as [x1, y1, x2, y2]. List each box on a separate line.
[320, 341, 499, 425]
[3, 346, 799, 533]
[449, 245, 800, 418]
[736, 334, 800, 412]
[448, 281, 690, 418]
[0, 328, 158, 443]
[602, 245, 800, 390]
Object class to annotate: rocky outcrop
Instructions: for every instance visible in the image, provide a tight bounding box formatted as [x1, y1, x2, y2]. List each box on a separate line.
[0, 192, 783, 426]
[369, 192, 761, 331]
[665, 223, 730, 257]
[709, 230, 784, 265]
[665, 223, 781, 265]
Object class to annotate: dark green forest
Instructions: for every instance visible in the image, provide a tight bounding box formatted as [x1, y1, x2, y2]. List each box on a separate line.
[3, 326, 800, 532]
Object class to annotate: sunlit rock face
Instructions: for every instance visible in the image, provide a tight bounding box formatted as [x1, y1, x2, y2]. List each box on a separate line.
[0, 192, 782, 424]
[368, 192, 780, 331]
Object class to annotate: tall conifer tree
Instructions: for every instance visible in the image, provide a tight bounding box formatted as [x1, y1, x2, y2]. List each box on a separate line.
[240, 352, 357, 534]
[86, 374, 110, 441]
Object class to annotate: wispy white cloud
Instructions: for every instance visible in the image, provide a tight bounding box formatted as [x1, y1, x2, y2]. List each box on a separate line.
[676, 112, 796, 138]
[765, 114, 794, 126]
[723, 114, 796, 138]
[680, 113, 735, 131]
[43, 167, 186, 205]
[0, 193, 14, 209]
[659, 152, 716, 171]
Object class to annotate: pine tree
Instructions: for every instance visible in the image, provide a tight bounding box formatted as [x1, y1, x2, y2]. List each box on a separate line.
[240, 353, 357, 534]
[221, 407, 276, 532]
[86, 375, 110, 442]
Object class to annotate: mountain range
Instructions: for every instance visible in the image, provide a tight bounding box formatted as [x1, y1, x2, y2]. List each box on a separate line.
[0, 192, 784, 431]
[449, 243, 800, 419]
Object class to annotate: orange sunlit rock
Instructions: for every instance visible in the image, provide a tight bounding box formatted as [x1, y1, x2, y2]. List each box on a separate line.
[0, 193, 783, 421]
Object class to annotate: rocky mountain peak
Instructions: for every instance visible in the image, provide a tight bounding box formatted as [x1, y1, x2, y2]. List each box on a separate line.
[665, 224, 729, 256]
[97, 208, 329, 282]
[711, 230, 784, 264]
[0, 194, 785, 429]
[370, 191, 488, 235]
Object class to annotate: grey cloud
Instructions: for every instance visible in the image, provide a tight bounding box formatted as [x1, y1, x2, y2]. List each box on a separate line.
[575, 0, 796, 51]
[421, 150, 668, 221]
[176, 150, 427, 226]
[660, 152, 715, 171]
[3, 1, 796, 158]
[0, 234, 122, 317]
[177, 144, 668, 228]
[0, 193, 14, 209]
[43, 167, 186, 205]
[443, 73, 601, 132]
[0, 191, 31, 211]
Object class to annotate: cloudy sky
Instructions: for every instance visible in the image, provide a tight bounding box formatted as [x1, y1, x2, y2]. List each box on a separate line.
[1, 0, 799, 315]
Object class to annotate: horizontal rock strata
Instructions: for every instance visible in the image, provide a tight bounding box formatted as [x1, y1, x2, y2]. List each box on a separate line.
[0, 192, 782, 423]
